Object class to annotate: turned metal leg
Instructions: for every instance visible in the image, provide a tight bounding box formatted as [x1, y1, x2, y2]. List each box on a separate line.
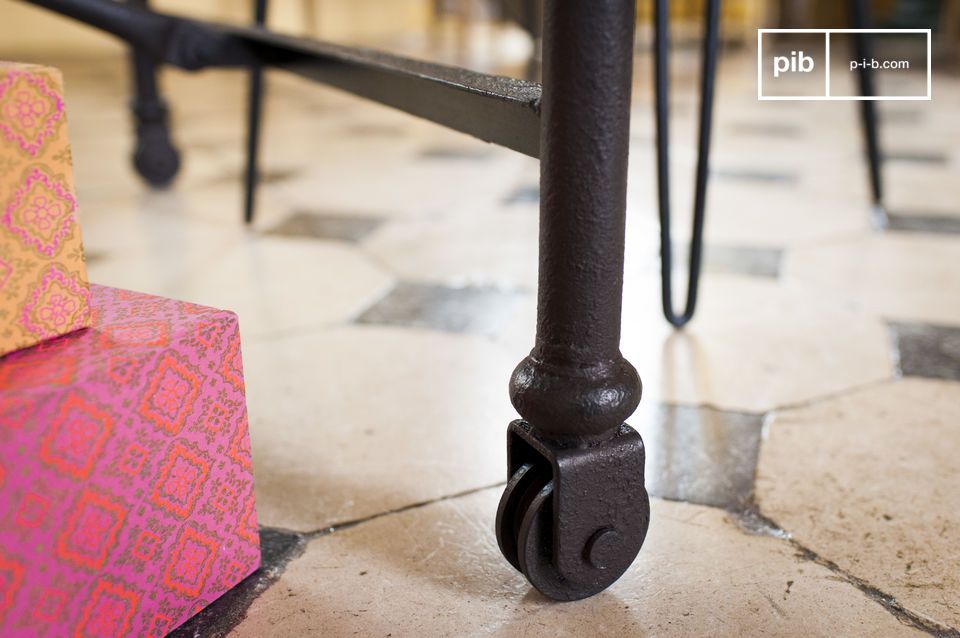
[495, 0, 648, 601]
[127, 0, 180, 187]
[851, 0, 884, 210]
[243, 0, 268, 224]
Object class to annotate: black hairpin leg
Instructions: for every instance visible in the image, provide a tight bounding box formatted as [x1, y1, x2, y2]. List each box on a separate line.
[851, 0, 885, 217]
[127, 0, 180, 187]
[654, 0, 720, 329]
[496, 0, 649, 602]
[243, 0, 268, 225]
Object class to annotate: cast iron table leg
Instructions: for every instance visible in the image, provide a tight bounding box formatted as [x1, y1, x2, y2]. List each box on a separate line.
[495, 0, 649, 601]
[127, 0, 180, 187]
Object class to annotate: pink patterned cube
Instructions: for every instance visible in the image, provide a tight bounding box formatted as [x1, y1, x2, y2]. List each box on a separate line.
[0, 284, 259, 637]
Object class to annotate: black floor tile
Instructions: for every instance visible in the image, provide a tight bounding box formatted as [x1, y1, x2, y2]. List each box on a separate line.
[168, 527, 306, 638]
[705, 245, 782, 279]
[418, 146, 494, 161]
[670, 243, 783, 279]
[208, 167, 301, 187]
[263, 212, 383, 243]
[638, 404, 765, 511]
[355, 282, 527, 336]
[343, 123, 407, 138]
[712, 168, 799, 184]
[727, 121, 803, 138]
[884, 212, 960, 235]
[889, 321, 960, 381]
[881, 108, 921, 124]
[502, 183, 539, 206]
[883, 151, 948, 165]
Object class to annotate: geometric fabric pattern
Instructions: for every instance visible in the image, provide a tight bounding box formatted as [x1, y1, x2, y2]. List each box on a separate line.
[0, 61, 90, 356]
[0, 284, 259, 637]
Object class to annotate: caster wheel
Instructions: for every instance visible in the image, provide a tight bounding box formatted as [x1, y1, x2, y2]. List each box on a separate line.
[497, 460, 648, 601]
[132, 125, 181, 188]
[496, 463, 550, 571]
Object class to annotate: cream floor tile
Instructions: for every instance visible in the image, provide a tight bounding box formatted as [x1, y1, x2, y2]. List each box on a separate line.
[756, 378, 960, 631]
[85, 254, 206, 298]
[624, 276, 895, 413]
[268, 142, 538, 221]
[232, 493, 922, 637]
[78, 197, 245, 256]
[82, 195, 390, 327]
[486, 273, 896, 414]
[627, 163, 871, 248]
[784, 234, 960, 325]
[886, 163, 960, 218]
[97, 182, 292, 229]
[166, 236, 394, 339]
[241, 326, 517, 532]
[362, 211, 540, 289]
[82, 208, 243, 296]
[704, 183, 870, 247]
[68, 115, 244, 197]
[496, 274, 896, 414]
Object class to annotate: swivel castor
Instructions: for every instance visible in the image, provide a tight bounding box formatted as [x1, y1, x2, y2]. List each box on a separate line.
[132, 119, 181, 188]
[496, 421, 650, 601]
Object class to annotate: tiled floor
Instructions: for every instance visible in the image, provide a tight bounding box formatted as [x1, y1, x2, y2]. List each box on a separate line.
[8, 36, 960, 637]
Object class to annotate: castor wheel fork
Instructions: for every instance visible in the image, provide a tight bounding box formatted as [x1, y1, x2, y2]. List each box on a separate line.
[495, 0, 650, 602]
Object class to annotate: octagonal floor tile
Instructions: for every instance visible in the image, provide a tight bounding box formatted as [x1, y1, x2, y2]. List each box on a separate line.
[232, 491, 923, 637]
[493, 273, 896, 414]
[167, 236, 394, 339]
[784, 234, 960, 325]
[241, 326, 517, 532]
[756, 378, 960, 631]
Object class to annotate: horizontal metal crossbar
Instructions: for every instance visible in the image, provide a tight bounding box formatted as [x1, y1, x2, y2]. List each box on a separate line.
[23, 0, 542, 157]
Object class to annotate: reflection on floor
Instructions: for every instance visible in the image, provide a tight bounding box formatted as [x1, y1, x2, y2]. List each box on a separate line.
[10, 42, 959, 636]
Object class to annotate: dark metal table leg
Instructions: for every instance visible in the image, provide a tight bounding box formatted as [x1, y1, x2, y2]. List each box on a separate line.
[127, 0, 180, 187]
[655, 0, 720, 328]
[851, 0, 885, 212]
[243, 0, 268, 225]
[495, 0, 649, 602]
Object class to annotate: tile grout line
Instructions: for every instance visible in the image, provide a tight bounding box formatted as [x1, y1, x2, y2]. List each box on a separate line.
[732, 509, 960, 638]
[182, 474, 959, 635]
[303, 481, 508, 539]
[755, 374, 898, 415]
[193, 367, 951, 636]
[737, 367, 958, 636]
[171, 483, 506, 637]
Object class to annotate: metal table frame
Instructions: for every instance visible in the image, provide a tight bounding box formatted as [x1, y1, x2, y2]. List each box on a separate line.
[21, 0, 883, 601]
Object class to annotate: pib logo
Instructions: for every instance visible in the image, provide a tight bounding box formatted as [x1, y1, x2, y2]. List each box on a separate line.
[773, 50, 815, 77]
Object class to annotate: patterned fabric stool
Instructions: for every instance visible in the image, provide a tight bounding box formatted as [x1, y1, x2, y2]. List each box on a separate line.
[0, 284, 260, 637]
[0, 62, 91, 356]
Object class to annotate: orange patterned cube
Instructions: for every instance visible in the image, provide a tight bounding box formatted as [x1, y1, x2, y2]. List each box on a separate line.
[0, 62, 90, 356]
